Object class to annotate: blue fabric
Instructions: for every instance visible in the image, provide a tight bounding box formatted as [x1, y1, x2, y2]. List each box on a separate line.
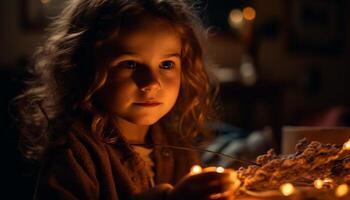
[201, 121, 273, 169]
[202, 121, 249, 168]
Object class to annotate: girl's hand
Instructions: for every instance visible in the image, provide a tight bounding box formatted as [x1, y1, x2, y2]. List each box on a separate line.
[167, 166, 239, 200]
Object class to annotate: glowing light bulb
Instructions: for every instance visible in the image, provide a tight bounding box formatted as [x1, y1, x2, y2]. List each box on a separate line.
[343, 139, 350, 150]
[228, 9, 243, 29]
[335, 184, 349, 197]
[216, 167, 225, 173]
[243, 7, 256, 21]
[314, 179, 324, 189]
[190, 165, 202, 174]
[323, 178, 333, 183]
[230, 9, 243, 23]
[280, 183, 295, 196]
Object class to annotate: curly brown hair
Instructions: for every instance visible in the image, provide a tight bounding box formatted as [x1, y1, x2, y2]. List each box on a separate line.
[15, 0, 219, 160]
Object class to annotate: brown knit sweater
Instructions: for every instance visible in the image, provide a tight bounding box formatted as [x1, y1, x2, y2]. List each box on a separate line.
[34, 123, 199, 200]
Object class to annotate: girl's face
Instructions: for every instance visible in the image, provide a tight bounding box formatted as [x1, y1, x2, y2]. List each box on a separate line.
[97, 16, 182, 125]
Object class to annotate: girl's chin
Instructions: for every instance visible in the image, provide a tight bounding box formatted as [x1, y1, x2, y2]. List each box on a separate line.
[126, 116, 162, 125]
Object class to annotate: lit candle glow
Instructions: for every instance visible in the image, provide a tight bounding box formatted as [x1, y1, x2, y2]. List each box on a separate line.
[280, 183, 295, 196]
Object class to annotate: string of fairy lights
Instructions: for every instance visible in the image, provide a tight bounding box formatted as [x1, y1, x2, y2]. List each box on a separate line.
[228, 6, 256, 30]
[189, 139, 350, 199]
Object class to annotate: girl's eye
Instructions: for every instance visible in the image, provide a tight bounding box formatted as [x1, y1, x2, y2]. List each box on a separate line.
[159, 61, 175, 69]
[119, 61, 138, 69]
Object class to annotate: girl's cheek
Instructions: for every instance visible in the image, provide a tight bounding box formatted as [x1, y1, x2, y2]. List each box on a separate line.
[108, 68, 133, 82]
[161, 76, 180, 91]
[160, 68, 181, 81]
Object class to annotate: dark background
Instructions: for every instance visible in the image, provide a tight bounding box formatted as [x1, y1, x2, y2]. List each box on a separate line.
[1, 0, 350, 199]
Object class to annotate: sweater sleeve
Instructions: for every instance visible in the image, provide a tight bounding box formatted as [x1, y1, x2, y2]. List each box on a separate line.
[133, 184, 173, 200]
[35, 140, 100, 200]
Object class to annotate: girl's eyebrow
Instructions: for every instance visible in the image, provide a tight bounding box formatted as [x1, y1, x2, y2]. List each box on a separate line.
[161, 53, 181, 58]
[109, 52, 181, 66]
[113, 51, 181, 58]
[115, 50, 139, 56]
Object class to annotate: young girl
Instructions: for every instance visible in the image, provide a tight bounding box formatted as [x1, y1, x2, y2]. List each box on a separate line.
[16, 0, 237, 199]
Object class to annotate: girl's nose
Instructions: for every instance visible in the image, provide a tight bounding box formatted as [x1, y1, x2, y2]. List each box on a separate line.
[140, 79, 160, 93]
[138, 71, 161, 93]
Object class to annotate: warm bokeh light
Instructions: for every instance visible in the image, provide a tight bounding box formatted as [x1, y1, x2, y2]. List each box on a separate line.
[240, 61, 257, 86]
[190, 165, 202, 174]
[314, 179, 324, 189]
[229, 171, 238, 181]
[40, 0, 51, 4]
[323, 178, 333, 183]
[343, 139, 350, 150]
[229, 171, 241, 191]
[209, 192, 224, 199]
[216, 167, 225, 173]
[280, 183, 295, 196]
[228, 9, 243, 28]
[243, 7, 256, 21]
[335, 184, 349, 197]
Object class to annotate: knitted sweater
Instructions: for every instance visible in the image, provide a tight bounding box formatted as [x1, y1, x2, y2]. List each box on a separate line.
[34, 123, 199, 200]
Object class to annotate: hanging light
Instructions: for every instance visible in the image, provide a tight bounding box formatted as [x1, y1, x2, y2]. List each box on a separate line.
[228, 9, 243, 29]
[280, 183, 295, 196]
[243, 6, 256, 21]
[314, 179, 324, 189]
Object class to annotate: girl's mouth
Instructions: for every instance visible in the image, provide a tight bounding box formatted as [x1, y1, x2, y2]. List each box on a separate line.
[133, 102, 162, 107]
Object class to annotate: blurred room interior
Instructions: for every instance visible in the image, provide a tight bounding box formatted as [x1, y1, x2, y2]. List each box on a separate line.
[1, 0, 350, 198]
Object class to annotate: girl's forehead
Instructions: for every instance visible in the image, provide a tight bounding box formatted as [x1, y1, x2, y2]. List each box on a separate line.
[99, 16, 182, 53]
[122, 14, 174, 32]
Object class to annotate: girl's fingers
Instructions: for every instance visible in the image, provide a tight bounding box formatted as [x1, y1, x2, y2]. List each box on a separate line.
[190, 165, 234, 175]
[186, 176, 236, 197]
[188, 171, 232, 184]
[202, 166, 235, 174]
[201, 180, 235, 196]
[182, 166, 239, 199]
[209, 190, 235, 200]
